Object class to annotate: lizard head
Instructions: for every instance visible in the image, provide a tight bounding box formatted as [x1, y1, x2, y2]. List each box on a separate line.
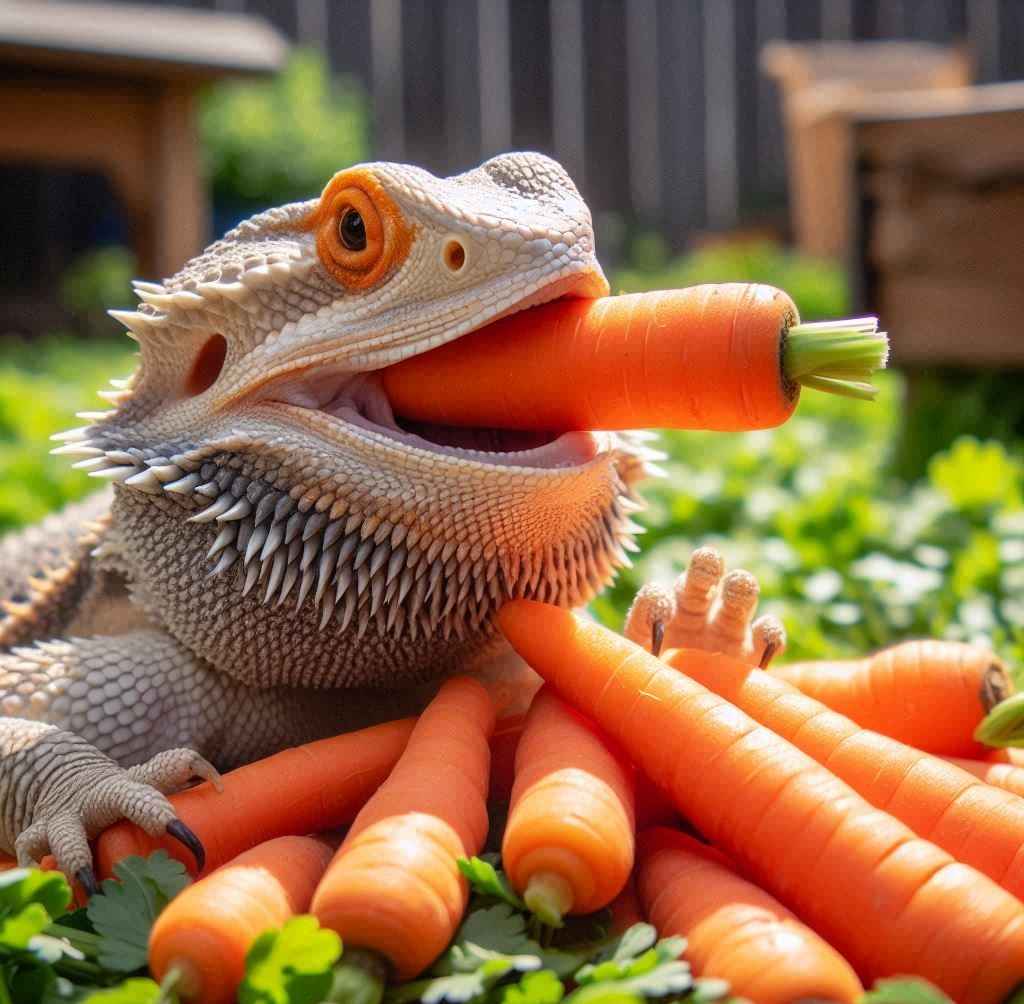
[54, 152, 657, 687]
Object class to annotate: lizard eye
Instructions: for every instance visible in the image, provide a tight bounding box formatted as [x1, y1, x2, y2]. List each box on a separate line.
[310, 168, 412, 290]
[338, 209, 366, 251]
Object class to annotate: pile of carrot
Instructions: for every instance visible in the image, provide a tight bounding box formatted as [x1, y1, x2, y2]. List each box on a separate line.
[42, 283, 1024, 1001]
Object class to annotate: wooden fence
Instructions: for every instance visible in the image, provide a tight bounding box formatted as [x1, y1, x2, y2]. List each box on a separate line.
[76, 0, 1024, 250]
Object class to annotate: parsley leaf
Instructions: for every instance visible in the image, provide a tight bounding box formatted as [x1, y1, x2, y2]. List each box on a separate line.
[862, 979, 955, 1004]
[239, 914, 342, 1004]
[458, 858, 525, 910]
[87, 853, 190, 973]
[501, 970, 565, 1004]
[570, 931, 692, 1001]
[0, 869, 73, 952]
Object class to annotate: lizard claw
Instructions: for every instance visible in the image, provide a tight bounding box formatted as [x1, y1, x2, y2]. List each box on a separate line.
[166, 819, 205, 873]
[76, 866, 100, 898]
[624, 547, 787, 665]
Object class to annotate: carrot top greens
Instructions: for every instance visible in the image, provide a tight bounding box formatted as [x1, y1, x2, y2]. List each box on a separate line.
[783, 317, 889, 401]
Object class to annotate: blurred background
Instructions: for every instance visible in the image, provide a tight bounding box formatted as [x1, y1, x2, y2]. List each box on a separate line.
[3, 0, 1024, 669]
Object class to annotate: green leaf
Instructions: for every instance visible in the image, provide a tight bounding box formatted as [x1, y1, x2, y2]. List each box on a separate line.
[0, 902, 52, 951]
[420, 958, 515, 1004]
[0, 869, 73, 924]
[861, 978, 954, 1004]
[604, 925, 657, 964]
[239, 914, 342, 1004]
[976, 692, 1024, 747]
[80, 978, 161, 1003]
[500, 970, 565, 1004]
[457, 858, 525, 910]
[86, 854, 190, 973]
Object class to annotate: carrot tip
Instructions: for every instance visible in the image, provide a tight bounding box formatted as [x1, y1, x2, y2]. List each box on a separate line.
[975, 692, 1024, 747]
[783, 318, 889, 401]
[523, 871, 573, 928]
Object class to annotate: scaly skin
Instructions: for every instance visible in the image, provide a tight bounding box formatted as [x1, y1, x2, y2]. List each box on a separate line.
[0, 153, 656, 881]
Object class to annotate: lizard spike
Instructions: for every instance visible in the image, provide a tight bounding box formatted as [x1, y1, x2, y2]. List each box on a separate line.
[355, 609, 372, 641]
[235, 519, 253, 558]
[284, 512, 304, 544]
[245, 525, 269, 566]
[315, 546, 339, 604]
[103, 449, 137, 466]
[188, 493, 235, 523]
[302, 512, 328, 541]
[163, 473, 203, 495]
[263, 549, 287, 604]
[386, 547, 406, 586]
[208, 547, 239, 578]
[254, 493, 278, 527]
[643, 462, 668, 479]
[72, 456, 108, 471]
[352, 538, 374, 572]
[356, 565, 371, 598]
[241, 562, 260, 596]
[274, 495, 296, 522]
[207, 524, 237, 558]
[259, 522, 284, 562]
[89, 465, 141, 482]
[323, 520, 344, 550]
[334, 565, 353, 602]
[622, 519, 646, 536]
[618, 495, 645, 514]
[239, 264, 273, 289]
[338, 590, 357, 633]
[122, 468, 163, 492]
[276, 563, 300, 606]
[108, 377, 131, 390]
[50, 426, 93, 442]
[96, 389, 130, 404]
[300, 535, 321, 572]
[194, 481, 221, 499]
[108, 309, 167, 336]
[344, 513, 363, 536]
[132, 280, 166, 295]
[386, 594, 402, 632]
[50, 443, 103, 458]
[369, 543, 390, 579]
[337, 533, 359, 569]
[76, 410, 115, 422]
[397, 568, 416, 607]
[360, 516, 380, 542]
[373, 521, 393, 546]
[296, 566, 315, 609]
[217, 498, 252, 522]
[318, 591, 337, 631]
[390, 524, 409, 548]
[147, 463, 184, 483]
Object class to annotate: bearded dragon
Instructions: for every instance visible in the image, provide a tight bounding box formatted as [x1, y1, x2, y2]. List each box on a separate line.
[0, 153, 782, 892]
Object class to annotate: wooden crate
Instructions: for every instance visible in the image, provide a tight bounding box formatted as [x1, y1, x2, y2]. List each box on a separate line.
[850, 82, 1024, 367]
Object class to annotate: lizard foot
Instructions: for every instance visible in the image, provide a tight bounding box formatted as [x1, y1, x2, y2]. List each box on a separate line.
[624, 546, 786, 666]
[3, 722, 220, 891]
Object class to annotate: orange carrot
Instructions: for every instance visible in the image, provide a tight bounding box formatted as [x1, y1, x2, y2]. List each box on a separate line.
[149, 835, 334, 1004]
[490, 713, 527, 805]
[638, 828, 862, 1003]
[944, 756, 1024, 798]
[608, 875, 645, 934]
[97, 718, 414, 879]
[770, 640, 1011, 757]
[662, 645, 1024, 904]
[502, 686, 635, 923]
[382, 286, 886, 432]
[311, 677, 495, 980]
[497, 601, 1024, 1003]
[990, 747, 1024, 766]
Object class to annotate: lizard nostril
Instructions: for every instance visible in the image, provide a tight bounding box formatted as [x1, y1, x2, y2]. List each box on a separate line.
[443, 239, 467, 273]
[186, 334, 227, 397]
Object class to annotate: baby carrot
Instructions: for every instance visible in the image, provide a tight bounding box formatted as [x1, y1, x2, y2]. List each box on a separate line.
[638, 828, 862, 1003]
[97, 718, 414, 878]
[663, 645, 1024, 903]
[502, 687, 635, 923]
[380, 285, 887, 432]
[311, 677, 495, 980]
[149, 835, 334, 1004]
[770, 640, 1012, 757]
[497, 601, 1024, 1004]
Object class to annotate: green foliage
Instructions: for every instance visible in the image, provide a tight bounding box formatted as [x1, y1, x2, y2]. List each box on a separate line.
[240, 915, 342, 1004]
[86, 853, 190, 972]
[59, 248, 136, 324]
[0, 334, 135, 533]
[200, 49, 368, 207]
[612, 239, 848, 322]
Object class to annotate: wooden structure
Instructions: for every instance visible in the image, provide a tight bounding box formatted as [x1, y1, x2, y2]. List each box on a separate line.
[850, 81, 1024, 367]
[762, 41, 970, 260]
[0, 2, 287, 280]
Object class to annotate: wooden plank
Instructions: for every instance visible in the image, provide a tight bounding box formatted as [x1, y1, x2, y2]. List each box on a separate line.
[550, 0, 586, 193]
[625, 0, 661, 220]
[478, 0, 511, 156]
[402, 0, 447, 174]
[370, 0, 405, 160]
[510, 0, 552, 154]
[444, 0, 481, 172]
[704, 0, 739, 229]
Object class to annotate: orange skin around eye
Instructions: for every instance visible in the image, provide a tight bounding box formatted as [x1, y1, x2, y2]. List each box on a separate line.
[305, 167, 415, 290]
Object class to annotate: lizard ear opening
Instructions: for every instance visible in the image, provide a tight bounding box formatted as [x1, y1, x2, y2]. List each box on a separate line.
[186, 334, 227, 397]
[309, 168, 413, 291]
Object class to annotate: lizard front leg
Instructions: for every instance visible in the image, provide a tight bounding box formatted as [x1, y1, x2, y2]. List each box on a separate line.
[0, 628, 435, 885]
[624, 546, 787, 665]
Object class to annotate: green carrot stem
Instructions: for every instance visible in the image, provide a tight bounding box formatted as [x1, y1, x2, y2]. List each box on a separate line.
[46, 921, 103, 957]
[523, 871, 572, 929]
[783, 317, 889, 401]
[975, 693, 1024, 748]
